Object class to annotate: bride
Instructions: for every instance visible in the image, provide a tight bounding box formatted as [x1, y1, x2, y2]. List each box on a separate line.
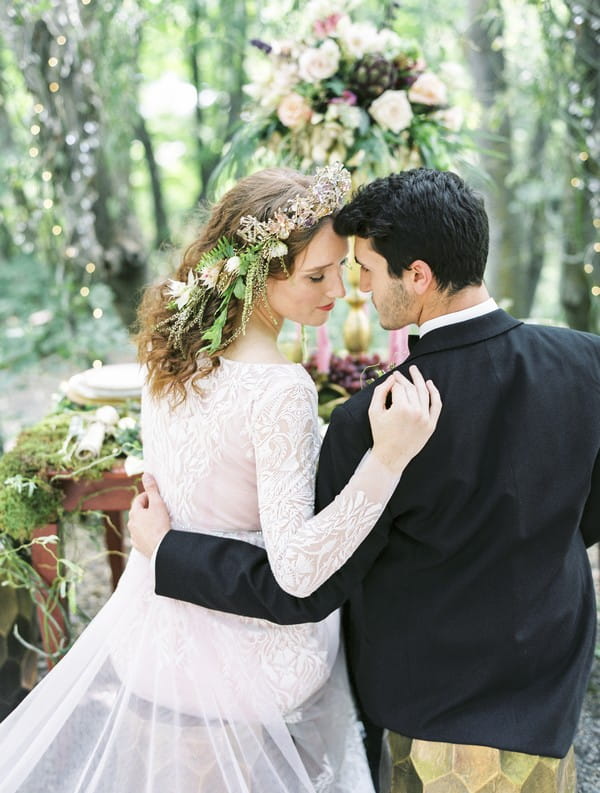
[0, 163, 440, 792]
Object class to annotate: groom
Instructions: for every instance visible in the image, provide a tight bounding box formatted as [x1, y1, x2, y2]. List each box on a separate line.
[129, 169, 600, 793]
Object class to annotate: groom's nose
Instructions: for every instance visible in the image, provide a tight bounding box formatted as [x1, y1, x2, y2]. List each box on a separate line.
[359, 268, 371, 292]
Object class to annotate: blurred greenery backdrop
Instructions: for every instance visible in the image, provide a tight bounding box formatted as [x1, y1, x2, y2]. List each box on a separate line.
[0, 0, 598, 383]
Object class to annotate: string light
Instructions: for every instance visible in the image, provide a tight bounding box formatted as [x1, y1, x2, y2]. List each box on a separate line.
[92, 359, 103, 368]
[33, 103, 44, 114]
[594, 243, 600, 253]
[570, 177, 582, 188]
[49, 82, 60, 93]
[48, 57, 58, 67]
[29, 147, 39, 157]
[584, 263, 594, 274]
[578, 151, 589, 161]
[85, 262, 96, 273]
[43, 198, 54, 209]
[593, 219, 600, 229]
[80, 286, 90, 297]
[42, 171, 52, 182]
[30, 124, 40, 135]
[93, 308, 103, 319]
[52, 225, 62, 235]
[65, 246, 77, 258]
[591, 286, 600, 297]
[57, 36, 67, 45]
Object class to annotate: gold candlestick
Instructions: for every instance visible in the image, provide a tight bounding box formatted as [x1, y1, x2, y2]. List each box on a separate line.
[343, 245, 372, 354]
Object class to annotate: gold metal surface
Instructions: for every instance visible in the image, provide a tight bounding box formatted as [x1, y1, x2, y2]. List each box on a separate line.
[384, 732, 576, 793]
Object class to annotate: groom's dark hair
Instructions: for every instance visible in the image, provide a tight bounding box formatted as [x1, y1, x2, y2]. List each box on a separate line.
[333, 168, 489, 293]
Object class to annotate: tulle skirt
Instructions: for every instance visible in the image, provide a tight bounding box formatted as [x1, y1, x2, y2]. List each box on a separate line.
[0, 549, 374, 792]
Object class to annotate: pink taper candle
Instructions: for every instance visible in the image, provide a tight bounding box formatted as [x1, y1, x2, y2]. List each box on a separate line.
[315, 324, 332, 374]
[387, 327, 410, 366]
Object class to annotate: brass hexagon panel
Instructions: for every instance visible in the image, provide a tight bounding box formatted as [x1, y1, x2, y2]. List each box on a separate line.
[385, 733, 576, 793]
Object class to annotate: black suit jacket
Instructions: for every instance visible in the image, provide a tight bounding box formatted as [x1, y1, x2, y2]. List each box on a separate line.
[155, 310, 600, 758]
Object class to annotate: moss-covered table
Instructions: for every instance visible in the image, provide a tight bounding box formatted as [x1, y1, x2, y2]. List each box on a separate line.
[31, 465, 142, 666]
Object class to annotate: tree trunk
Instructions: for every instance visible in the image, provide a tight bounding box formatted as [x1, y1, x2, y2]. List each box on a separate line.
[0, 4, 147, 329]
[465, 0, 519, 309]
[559, 3, 599, 333]
[135, 116, 170, 249]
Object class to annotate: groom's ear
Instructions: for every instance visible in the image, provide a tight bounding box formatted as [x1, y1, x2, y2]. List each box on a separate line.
[406, 259, 434, 295]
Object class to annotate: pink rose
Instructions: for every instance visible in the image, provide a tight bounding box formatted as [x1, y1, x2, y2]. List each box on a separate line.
[314, 14, 342, 38]
[408, 72, 448, 106]
[277, 92, 313, 129]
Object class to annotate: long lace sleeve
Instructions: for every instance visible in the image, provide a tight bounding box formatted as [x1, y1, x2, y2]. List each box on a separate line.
[251, 372, 401, 597]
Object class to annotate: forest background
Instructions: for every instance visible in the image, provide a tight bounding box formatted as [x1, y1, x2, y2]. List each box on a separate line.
[0, 0, 598, 433]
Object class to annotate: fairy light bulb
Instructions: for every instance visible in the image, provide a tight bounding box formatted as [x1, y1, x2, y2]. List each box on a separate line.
[85, 262, 96, 273]
[584, 263, 594, 274]
[49, 82, 60, 93]
[93, 308, 103, 319]
[52, 225, 62, 235]
[80, 286, 90, 297]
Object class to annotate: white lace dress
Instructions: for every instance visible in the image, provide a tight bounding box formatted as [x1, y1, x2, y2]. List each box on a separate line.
[0, 359, 398, 793]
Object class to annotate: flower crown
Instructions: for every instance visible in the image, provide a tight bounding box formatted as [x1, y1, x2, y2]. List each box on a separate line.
[161, 162, 351, 355]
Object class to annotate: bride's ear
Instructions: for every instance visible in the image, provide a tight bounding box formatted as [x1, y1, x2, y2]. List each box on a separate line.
[406, 259, 433, 295]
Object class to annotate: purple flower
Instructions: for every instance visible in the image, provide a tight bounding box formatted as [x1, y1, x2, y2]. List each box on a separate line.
[250, 38, 273, 54]
[330, 90, 358, 106]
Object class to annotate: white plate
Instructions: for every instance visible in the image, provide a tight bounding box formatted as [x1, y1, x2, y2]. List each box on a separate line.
[67, 364, 144, 399]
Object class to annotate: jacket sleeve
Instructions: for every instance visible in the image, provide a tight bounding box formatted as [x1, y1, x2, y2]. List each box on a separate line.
[580, 448, 600, 548]
[155, 402, 394, 624]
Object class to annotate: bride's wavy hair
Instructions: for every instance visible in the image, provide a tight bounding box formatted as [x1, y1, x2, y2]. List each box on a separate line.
[136, 168, 331, 405]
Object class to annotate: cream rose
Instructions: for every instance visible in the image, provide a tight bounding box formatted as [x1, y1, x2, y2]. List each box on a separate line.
[436, 106, 464, 132]
[298, 39, 340, 82]
[408, 72, 448, 106]
[326, 102, 362, 130]
[336, 19, 379, 58]
[374, 29, 403, 58]
[277, 92, 312, 128]
[369, 90, 413, 133]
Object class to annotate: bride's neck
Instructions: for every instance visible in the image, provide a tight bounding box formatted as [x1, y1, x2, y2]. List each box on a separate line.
[220, 309, 289, 364]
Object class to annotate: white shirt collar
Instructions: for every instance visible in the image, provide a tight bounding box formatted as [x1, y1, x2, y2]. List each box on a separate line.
[418, 298, 498, 337]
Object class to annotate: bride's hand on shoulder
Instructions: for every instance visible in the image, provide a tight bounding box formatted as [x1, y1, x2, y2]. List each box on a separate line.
[368, 364, 442, 476]
[128, 473, 172, 558]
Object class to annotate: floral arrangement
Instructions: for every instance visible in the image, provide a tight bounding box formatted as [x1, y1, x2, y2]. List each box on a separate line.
[241, 1, 464, 177]
[0, 398, 142, 543]
[304, 351, 387, 421]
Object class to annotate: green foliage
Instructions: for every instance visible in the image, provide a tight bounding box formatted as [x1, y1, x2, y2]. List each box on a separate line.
[0, 253, 130, 370]
[0, 404, 141, 542]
